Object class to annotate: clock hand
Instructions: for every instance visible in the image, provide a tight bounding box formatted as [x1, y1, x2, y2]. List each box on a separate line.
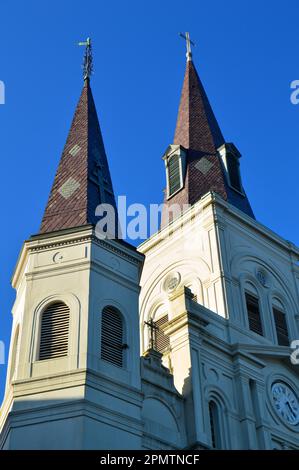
[286, 401, 296, 418]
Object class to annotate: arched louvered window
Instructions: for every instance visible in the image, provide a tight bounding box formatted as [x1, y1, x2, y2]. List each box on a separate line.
[39, 302, 70, 361]
[245, 292, 263, 336]
[209, 400, 222, 449]
[273, 306, 289, 346]
[168, 154, 181, 196]
[101, 306, 124, 367]
[154, 314, 170, 353]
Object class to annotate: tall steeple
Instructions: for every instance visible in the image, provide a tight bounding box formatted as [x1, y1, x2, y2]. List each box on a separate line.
[40, 41, 116, 234]
[173, 59, 225, 153]
[0, 40, 145, 451]
[161, 35, 254, 224]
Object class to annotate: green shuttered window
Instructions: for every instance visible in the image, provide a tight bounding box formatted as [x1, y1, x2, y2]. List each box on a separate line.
[168, 154, 181, 196]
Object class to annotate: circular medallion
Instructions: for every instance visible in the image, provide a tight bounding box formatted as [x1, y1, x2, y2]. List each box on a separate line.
[163, 272, 181, 293]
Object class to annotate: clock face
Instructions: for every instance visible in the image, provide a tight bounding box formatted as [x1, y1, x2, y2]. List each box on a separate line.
[271, 382, 299, 426]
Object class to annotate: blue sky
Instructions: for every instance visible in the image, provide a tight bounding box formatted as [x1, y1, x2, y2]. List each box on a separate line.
[0, 0, 299, 401]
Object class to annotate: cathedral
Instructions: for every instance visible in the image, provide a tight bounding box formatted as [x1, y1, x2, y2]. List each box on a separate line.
[0, 36, 299, 450]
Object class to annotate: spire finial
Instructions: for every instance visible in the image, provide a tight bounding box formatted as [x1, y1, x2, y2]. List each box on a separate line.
[78, 37, 93, 80]
[179, 32, 195, 61]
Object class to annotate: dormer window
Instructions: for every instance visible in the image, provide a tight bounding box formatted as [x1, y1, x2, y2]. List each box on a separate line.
[218, 143, 244, 195]
[163, 145, 186, 199]
[168, 154, 181, 195]
[227, 155, 242, 192]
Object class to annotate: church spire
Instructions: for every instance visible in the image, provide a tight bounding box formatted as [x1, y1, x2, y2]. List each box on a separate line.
[161, 36, 254, 224]
[40, 43, 116, 234]
[173, 55, 225, 153]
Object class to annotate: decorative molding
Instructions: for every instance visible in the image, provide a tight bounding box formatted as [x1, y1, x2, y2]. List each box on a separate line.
[29, 235, 92, 253]
[92, 237, 142, 265]
[27, 233, 142, 266]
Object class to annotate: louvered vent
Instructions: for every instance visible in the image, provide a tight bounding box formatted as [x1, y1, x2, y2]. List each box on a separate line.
[273, 308, 289, 346]
[245, 293, 263, 336]
[154, 315, 170, 353]
[39, 302, 70, 361]
[101, 306, 124, 367]
[227, 156, 242, 192]
[168, 154, 181, 196]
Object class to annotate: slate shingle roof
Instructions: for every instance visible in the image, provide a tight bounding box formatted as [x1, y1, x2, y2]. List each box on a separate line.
[40, 79, 117, 234]
[162, 60, 255, 224]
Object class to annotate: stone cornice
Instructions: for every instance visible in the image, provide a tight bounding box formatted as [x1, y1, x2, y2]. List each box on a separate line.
[163, 310, 209, 338]
[28, 228, 143, 265]
[233, 343, 293, 360]
[12, 227, 144, 288]
[138, 191, 299, 259]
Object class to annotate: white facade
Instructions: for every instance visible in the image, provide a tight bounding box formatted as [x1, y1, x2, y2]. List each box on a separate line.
[1, 40, 299, 449]
[0, 226, 145, 449]
[1, 191, 298, 449]
[139, 192, 299, 449]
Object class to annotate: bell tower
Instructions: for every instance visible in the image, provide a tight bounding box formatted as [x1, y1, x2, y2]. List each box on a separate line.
[139, 34, 299, 450]
[0, 40, 144, 450]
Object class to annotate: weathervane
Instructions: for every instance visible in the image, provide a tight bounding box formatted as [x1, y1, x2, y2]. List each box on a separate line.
[179, 32, 195, 61]
[78, 37, 93, 80]
[144, 319, 159, 350]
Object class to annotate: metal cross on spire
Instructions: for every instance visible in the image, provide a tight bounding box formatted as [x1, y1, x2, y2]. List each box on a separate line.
[179, 32, 195, 61]
[144, 319, 159, 351]
[78, 37, 93, 81]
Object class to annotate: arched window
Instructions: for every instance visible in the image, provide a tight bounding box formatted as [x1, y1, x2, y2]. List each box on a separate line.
[39, 302, 70, 361]
[154, 314, 170, 353]
[208, 400, 222, 449]
[272, 300, 289, 346]
[101, 306, 124, 367]
[245, 291, 263, 336]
